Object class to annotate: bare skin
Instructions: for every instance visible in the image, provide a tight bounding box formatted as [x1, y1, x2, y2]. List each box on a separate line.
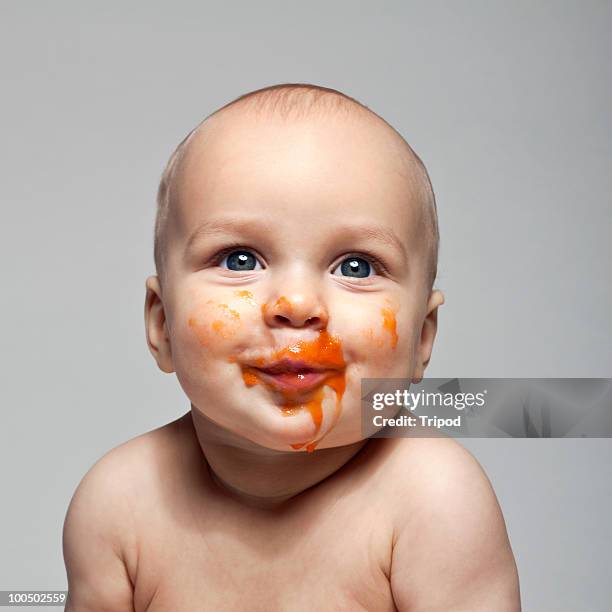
[63, 107, 521, 610]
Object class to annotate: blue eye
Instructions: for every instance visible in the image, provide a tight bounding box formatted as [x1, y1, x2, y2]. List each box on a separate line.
[332, 256, 373, 279]
[221, 250, 263, 272]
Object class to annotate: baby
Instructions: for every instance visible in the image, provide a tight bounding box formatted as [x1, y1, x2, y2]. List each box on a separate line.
[63, 84, 520, 611]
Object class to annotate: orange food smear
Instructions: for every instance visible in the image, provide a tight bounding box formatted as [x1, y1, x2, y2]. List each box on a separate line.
[209, 303, 241, 338]
[213, 319, 239, 338]
[218, 304, 240, 320]
[364, 326, 383, 348]
[234, 290, 257, 305]
[239, 330, 346, 453]
[242, 370, 259, 386]
[189, 300, 242, 342]
[274, 295, 293, 313]
[261, 295, 295, 317]
[381, 307, 398, 348]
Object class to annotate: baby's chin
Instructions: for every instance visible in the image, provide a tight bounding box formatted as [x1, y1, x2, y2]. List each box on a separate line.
[193, 387, 362, 453]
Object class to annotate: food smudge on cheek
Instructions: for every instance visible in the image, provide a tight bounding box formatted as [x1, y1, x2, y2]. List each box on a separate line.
[212, 303, 241, 338]
[187, 299, 243, 345]
[233, 300, 347, 453]
[363, 299, 399, 349]
[381, 307, 398, 348]
[233, 289, 257, 307]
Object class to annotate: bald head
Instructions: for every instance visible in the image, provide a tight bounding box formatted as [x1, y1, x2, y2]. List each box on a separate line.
[153, 83, 439, 289]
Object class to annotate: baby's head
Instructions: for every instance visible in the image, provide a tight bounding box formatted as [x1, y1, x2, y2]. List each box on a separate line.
[145, 83, 444, 452]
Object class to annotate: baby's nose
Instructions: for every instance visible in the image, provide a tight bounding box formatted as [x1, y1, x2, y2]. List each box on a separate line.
[263, 293, 329, 330]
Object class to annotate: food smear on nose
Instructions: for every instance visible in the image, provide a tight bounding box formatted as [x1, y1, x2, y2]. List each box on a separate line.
[240, 330, 346, 453]
[261, 295, 292, 317]
[274, 296, 293, 313]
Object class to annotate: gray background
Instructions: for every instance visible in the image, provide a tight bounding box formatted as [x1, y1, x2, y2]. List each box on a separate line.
[1, 1, 610, 610]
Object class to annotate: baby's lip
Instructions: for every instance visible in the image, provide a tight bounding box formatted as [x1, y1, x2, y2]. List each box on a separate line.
[243, 358, 344, 396]
[251, 357, 341, 374]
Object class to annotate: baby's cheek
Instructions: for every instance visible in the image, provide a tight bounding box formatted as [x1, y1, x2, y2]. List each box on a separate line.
[363, 307, 397, 349]
[187, 302, 235, 349]
[353, 299, 414, 374]
[185, 290, 258, 351]
[359, 298, 400, 349]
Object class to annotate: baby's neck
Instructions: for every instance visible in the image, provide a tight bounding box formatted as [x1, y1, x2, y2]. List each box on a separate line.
[183, 408, 369, 511]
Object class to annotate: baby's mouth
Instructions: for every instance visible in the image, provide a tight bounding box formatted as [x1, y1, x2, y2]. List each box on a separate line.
[251, 358, 342, 394]
[237, 332, 347, 452]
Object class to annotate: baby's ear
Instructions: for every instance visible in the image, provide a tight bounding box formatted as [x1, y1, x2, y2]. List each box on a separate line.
[412, 289, 444, 383]
[144, 275, 175, 373]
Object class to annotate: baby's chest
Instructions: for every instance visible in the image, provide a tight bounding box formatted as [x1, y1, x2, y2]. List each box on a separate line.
[134, 506, 397, 612]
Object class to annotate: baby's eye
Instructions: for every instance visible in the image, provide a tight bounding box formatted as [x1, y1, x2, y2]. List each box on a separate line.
[331, 256, 375, 279]
[220, 250, 263, 272]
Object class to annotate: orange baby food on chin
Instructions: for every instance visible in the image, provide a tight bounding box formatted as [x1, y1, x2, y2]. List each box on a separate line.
[288, 370, 346, 453]
[240, 330, 347, 453]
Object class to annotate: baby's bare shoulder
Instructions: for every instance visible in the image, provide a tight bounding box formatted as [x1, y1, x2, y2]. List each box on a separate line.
[73, 416, 183, 505]
[63, 417, 185, 605]
[377, 435, 492, 501]
[373, 437, 520, 610]
[375, 435, 508, 540]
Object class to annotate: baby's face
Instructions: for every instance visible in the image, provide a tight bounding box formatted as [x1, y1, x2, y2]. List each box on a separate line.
[147, 109, 442, 452]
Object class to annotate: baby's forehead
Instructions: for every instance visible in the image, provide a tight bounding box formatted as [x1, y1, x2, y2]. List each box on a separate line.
[195, 104, 410, 164]
[175, 109, 425, 216]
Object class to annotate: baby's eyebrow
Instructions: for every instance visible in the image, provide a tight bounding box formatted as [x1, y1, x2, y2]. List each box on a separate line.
[184, 215, 407, 263]
[184, 216, 274, 255]
[333, 223, 408, 263]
